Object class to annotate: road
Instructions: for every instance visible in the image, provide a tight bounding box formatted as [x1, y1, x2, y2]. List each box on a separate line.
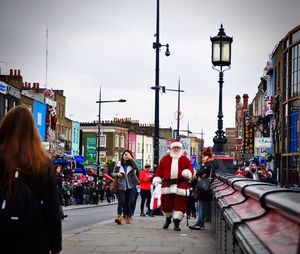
[62, 203, 117, 234]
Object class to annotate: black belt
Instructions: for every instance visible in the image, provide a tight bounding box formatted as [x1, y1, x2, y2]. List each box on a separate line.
[163, 178, 186, 186]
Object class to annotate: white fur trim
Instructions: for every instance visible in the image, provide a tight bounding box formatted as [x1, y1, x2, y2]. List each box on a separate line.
[152, 176, 162, 185]
[173, 211, 184, 220]
[182, 169, 192, 180]
[170, 142, 182, 149]
[171, 157, 179, 179]
[161, 186, 190, 196]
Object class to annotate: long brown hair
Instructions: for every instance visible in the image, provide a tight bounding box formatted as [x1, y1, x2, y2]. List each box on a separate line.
[0, 105, 51, 199]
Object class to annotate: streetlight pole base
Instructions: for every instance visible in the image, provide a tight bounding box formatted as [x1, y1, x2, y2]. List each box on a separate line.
[213, 136, 228, 155]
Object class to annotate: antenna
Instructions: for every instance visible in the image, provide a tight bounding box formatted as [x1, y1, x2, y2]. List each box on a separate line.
[45, 26, 48, 88]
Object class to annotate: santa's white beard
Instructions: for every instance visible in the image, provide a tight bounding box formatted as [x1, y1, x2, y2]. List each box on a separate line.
[170, 150, 182, 159]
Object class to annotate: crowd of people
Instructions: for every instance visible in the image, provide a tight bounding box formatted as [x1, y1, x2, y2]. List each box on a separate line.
[233, 155, 278, 185]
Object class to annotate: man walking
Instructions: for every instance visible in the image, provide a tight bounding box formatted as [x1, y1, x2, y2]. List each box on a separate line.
[153, 141, 194, 231]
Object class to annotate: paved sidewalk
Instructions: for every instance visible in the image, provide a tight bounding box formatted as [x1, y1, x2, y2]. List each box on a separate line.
[62, 212, 217, 254]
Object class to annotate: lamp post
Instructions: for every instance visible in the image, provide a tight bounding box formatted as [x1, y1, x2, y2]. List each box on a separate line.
[96, 87, 126, 183]
[210, 24, 233, 155]
[152, 0, 170, 170]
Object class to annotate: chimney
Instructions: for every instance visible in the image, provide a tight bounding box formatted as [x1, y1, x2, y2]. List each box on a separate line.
[17, 69, 20, 76]
[243, 94, 249, 110]
[28, 83, 31, 89]
[36, 82, 39, 89]
[14, 69, 17, 76]
[235, 95, 241, 105]
[10, 69, 13, 75]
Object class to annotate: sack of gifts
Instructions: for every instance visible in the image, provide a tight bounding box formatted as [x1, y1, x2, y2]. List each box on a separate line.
[150, 183, 161, 210]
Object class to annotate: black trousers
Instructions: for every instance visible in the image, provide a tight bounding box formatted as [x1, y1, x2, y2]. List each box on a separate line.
[140, 189, 151, 213]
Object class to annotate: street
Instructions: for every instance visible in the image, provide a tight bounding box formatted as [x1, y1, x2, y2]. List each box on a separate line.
[62, 203, 117, 234]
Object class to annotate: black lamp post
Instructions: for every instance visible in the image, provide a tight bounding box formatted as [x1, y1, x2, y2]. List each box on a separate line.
[152, 0, 170, 170]
[210, 24, 233, 155]
[96, 87, 126, 183]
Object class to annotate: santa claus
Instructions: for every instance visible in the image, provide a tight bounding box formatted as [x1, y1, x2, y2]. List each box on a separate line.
[152, 141, 194, 231]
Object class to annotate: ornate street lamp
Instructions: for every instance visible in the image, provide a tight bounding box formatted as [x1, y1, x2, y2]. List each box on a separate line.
[210, 24, 233, 155]
[96, 87, 126, 184]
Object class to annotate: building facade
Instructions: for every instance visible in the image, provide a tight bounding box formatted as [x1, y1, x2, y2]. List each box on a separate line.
[272, 24, 300, 186]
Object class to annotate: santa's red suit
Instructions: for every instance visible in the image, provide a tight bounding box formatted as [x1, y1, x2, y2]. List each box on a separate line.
[153, 142, 194, 222]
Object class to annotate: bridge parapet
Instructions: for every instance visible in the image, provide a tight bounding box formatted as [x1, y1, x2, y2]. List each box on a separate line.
[212, 173, 300, 254]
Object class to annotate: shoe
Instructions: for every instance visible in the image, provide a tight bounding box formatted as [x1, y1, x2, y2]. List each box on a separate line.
[147, 211, 154, 217]
[140, 213, 146, 217]
[189, 225, 201, 230]
[173, 219, 181, 231]
[162, 217, 172, 229]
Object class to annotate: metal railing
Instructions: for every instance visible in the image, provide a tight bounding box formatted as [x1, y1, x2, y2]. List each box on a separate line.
[211, 173, 300, 254]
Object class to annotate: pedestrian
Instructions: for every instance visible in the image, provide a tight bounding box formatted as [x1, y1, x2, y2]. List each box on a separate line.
[139, 164, 154, 217]
[129, 184, 139, 217]
[54, 165, 68, 219]
[153, 141, 194, 231]
[189, 168, 213, 230]
[112, 150, 140, 224]
[0, 105, 62, 254]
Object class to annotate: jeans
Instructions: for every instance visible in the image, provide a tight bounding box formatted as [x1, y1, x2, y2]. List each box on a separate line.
[195, 200, 206, 227]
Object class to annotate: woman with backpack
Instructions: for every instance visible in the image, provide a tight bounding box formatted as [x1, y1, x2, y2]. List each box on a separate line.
[0, 105, 62, 254]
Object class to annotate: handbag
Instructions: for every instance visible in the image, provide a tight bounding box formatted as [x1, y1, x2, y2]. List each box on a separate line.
[111, 178, 119, 194]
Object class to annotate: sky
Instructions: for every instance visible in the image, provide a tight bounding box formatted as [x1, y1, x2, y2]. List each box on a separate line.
[0, 0, 300, 146]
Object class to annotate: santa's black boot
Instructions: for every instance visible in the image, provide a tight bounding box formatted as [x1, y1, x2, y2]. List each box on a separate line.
[162, 217, 172, 229]
[173, 219, 181, 231]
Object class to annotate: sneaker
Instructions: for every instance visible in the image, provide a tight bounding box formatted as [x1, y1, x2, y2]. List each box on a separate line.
[189, 225, 201, 230]
[140, 213, 146, 217]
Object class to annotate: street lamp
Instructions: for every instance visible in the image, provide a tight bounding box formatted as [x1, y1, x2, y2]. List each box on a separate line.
[210, 24, 233, 155]
[96, 87, 126, 183]
[152, 0, 170, 170]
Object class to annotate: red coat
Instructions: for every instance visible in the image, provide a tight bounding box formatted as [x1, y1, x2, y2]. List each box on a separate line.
[139, 169, 152, 190]
[154, 154, 194, 196]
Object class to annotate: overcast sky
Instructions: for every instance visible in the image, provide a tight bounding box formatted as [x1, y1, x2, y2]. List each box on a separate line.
[0, 0, 299, 146]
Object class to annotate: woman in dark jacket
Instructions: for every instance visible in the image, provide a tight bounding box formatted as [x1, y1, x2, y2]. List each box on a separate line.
[112, 150, 140, 224]
[0, 105, 62, 254]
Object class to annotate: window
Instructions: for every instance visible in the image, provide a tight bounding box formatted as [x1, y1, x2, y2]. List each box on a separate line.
[292, 30, 300, 44]
[120, 135, 125, 148]
[291, 45, 299, 97]
[100, 134, 106, 147]
[132, 141, 135, 152]
[137, 143, 141, 153]
[115, 152, 119, 162]
[128, 141, 132, 151]
[288, 100, 299, 153]
[4, 99, 8, 115]
[37, 112, 42, 126]
[115, 135, 119, 147]
[284, 52, 289, 101]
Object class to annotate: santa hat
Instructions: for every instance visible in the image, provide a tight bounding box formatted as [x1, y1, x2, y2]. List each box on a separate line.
[170, 141, 183, 149]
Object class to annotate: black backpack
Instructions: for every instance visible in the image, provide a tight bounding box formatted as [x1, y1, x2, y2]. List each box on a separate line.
[0, 169, 44, 239]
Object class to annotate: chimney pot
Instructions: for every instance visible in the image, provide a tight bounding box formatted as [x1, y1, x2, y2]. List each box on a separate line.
[14, 69, 17, 75]
[10, 69, 13, 75]
[17, 69, 20, 76]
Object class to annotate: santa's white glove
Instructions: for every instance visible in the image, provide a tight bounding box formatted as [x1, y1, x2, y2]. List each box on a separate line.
[117, 161, 121, 167]
[182, 169, 192, 180]
[117, 172, 122, 177]
[152, 176, 162, 186]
